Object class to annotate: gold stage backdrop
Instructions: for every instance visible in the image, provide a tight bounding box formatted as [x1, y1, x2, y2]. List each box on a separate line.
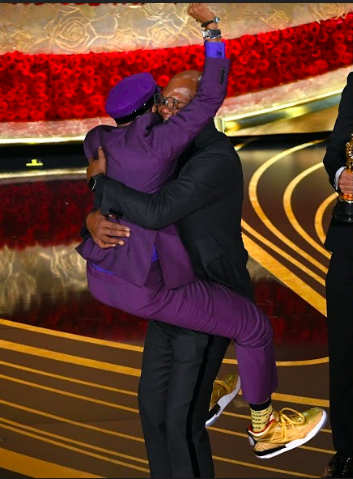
[2, 3, 352, 54]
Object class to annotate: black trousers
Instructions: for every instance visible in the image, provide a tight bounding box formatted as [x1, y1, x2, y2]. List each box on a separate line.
[326, 253, 353, 453]
[138, 320, 230, 478]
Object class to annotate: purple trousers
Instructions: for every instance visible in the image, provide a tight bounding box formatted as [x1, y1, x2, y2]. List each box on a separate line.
[87, 261, 278, 404]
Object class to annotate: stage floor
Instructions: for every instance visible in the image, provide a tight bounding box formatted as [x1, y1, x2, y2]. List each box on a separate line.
[0, 133, 334, 478]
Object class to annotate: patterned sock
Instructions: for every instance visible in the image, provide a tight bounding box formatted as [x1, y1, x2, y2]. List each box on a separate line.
[249, 398, 273, 432]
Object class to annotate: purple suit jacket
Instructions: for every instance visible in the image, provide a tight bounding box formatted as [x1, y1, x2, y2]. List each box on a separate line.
[76, 55, 230, 289]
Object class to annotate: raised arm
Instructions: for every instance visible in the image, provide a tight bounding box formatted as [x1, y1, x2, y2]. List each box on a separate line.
[137, 4, 229, 166]
[141, 58, 229, 166]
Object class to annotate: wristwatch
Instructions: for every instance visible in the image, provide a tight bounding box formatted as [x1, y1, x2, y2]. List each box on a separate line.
[201, 17, 220, 29]
[88, 174, 103, 191]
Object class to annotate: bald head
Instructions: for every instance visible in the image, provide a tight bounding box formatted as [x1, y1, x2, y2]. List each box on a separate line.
[163, 70, 202, 100]
[156, 70, 202, 121]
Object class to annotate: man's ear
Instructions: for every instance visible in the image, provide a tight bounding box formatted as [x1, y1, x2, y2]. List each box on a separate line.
[152, 105, 157, 113]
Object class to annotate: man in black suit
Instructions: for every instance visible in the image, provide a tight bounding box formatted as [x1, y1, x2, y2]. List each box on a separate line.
[323, 72, 353, 478]
[84, 70, 250, 478]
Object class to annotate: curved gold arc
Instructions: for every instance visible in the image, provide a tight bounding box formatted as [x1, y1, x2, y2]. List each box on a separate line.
[249, 140, 328, 276]
[241, 219, 325, 287]
[316, 193, 337, 244]
[241, 232, 326, 316]
[283, 162, 331, 260]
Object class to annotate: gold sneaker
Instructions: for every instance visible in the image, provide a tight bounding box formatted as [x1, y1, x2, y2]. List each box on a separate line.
[206, 373, 241, 427]
[247, 407, 327, 459]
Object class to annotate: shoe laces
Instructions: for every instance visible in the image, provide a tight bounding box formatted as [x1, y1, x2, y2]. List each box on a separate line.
[276, 408, 306, 441]
[214, 374, 235, 389]
[212, 379, 228, 402]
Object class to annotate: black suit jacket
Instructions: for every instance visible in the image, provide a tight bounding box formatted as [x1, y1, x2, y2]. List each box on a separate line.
[324, 73, 353, 258]
[90, 120, 253, 299]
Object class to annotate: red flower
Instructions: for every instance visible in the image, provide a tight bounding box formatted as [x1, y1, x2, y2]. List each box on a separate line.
[283, 42, 293, 55]
[83, 66, 94, 77]
[308, 23, 320, 35]
[16, 93, 28, 106]
[232, 65, 246, 77]
[37, 93, 48, 103]
[335, 19, 346, 32]
[156, 75, 170, 87]
[58, 106, 72, 118]
[30, 109, 46, 121]
[311, 47, 322, 58]
[257, 32, 272, 43]
[282, 27, 296, 40]
[260, 77, 276, 88]
[315, 60, 329, 72]
[110, 75, 122, 87]
[90, 94, 104, 106]
[82, 83, 95, 95]
[60, 68, 72, 80]
[305, 64, 319, 76]
[235, 77, 249, 92]
[73, 104, 86, 117]
[334, 43, 347, 56]
[342, 53, 353, 64]
[317, 30, 328, 43]
[257, 59, 270, 72]
[6, 111, 17, 121]
[333, 32, 345, 43]
[238, 54, 250, 66]
[0, 101, 8, 113]
[240, 34, 257, 48]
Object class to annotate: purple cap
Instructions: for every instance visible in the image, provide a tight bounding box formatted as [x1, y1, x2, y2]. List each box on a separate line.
[105, 72, 157, 122]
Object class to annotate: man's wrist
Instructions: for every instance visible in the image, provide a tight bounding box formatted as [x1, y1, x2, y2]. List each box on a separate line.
[200, 16, 220, 29]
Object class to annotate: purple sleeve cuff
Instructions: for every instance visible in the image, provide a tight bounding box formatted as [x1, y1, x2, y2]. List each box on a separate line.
[204, 41, 225, 59]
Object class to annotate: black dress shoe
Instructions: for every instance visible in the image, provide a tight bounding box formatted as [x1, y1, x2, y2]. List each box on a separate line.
[322, 452, 353, 478]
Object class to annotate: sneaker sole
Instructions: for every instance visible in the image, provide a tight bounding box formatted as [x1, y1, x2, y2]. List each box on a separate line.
[205, 377, 241, 428]
[254, 409, 328, 459]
